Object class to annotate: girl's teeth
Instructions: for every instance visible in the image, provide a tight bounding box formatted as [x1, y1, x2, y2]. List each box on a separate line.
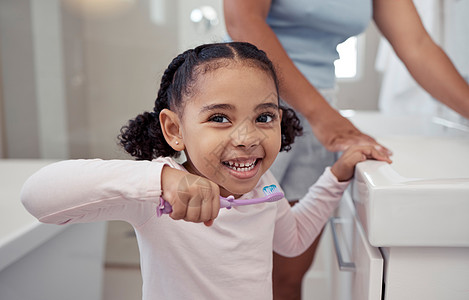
[225, 160, 256, 172]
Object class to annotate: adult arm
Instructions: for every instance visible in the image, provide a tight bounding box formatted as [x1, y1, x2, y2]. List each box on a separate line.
[223, 0, 385, 152]
[373, 0, 469, 119]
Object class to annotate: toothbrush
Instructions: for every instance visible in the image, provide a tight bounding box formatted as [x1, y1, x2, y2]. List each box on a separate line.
[156, 184, 284, 217]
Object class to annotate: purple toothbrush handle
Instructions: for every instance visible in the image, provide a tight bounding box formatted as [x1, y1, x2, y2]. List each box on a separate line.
[156, 191, 283, 217]
[157, 195, 235, 217]
[156, 197, 173, 217]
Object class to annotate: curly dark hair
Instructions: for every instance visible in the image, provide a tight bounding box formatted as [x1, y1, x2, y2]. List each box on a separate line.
[119, 42, 302, 160]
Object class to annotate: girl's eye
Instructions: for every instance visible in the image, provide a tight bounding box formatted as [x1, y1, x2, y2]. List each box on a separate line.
[256, 113, 275, 123]
[209, 114, 229, 123]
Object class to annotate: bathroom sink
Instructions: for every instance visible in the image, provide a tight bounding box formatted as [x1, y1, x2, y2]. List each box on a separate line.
[352, 136, 469, 247]
[346, 112, 469, 247]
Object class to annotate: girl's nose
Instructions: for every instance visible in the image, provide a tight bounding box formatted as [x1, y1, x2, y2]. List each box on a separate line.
[230, 121, 263, 149]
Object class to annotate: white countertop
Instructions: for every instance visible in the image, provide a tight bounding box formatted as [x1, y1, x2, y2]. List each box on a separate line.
[0, 159, 68, 271]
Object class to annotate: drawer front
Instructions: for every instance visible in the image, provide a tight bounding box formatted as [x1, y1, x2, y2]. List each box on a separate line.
[330, 193, 384, 300]
[303, 193, 383, 300]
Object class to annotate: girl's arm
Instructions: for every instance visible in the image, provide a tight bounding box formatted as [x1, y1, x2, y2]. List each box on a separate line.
[223, 0, 387, 152]
[273, 167, 349, 257]
[373, 0, 469, 119]
[21, 159, 166, 226]
[273, 146, 391, 256]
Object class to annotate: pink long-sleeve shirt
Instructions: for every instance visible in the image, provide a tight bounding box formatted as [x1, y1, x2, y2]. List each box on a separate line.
[21, 157, 349, 300]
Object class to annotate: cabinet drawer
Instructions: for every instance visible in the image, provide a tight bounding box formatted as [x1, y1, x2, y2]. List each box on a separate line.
[330, 194, 384, 300]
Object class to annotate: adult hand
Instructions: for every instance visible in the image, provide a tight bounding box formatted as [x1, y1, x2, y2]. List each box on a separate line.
[308, 103, 392, 154]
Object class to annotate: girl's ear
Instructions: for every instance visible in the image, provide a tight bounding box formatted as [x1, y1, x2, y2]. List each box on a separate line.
[159, 109, 184, 151]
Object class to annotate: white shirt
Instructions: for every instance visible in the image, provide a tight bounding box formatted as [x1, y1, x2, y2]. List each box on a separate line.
[21, 157, 349, 299]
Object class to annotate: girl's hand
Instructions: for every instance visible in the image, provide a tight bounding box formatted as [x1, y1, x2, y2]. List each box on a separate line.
[161, 166, 220, 226]
[331, 145, 393, 182]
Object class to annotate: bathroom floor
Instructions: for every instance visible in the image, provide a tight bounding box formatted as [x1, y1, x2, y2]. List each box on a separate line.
[102, 221, 142, 300]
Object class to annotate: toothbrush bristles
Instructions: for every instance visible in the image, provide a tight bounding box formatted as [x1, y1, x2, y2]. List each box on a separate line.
[262, 185, 284, 202]
[262, 184, 280, 195]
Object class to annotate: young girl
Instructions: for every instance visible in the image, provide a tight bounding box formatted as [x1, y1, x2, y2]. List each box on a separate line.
[21, 42, 391, 299]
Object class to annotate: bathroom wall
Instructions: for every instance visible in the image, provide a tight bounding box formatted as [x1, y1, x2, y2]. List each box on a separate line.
[62, 4, 90, 159]
[444, 0, 469, 80]
[0, 63, 5, 158]
[81, 0, 226, 158]
[76, 0, 180, 159]
[0, 0, 182, 159]
[0, 0, 41, 158]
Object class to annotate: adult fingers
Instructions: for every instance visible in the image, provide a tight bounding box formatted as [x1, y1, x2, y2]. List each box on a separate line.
[328, 132, 392, 156]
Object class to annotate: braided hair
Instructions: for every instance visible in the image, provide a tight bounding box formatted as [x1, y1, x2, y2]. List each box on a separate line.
[119, 42, 302, 160]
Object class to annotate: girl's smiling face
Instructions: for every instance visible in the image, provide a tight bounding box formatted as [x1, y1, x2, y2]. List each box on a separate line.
[179, 64, 282, 198]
